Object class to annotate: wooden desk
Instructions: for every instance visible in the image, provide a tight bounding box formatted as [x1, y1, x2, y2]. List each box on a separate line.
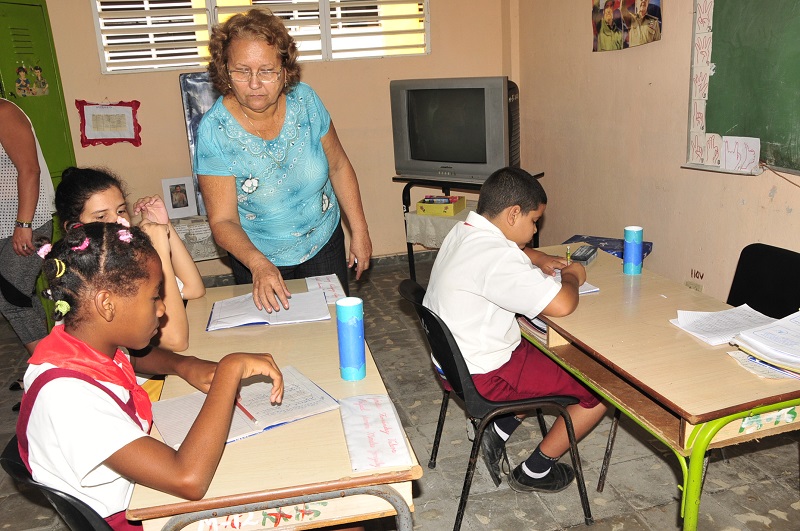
[127, 282, 422, 530]
[521, 246, 800, 531]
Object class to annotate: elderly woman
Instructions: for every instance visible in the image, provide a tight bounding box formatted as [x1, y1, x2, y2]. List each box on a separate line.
[196, 8, 372, 312]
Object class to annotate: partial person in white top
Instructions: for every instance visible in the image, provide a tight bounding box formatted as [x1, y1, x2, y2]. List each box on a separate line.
[0, 98, 55, 353]
[23, 362, 150, 517]
[423, 210, 562, 374]
[422, 167, 606, 494]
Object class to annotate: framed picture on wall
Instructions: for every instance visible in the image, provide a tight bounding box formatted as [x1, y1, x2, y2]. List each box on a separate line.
[161, 177, 198, 219]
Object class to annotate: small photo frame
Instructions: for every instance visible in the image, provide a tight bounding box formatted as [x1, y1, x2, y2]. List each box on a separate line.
[161, 177, 198, 219]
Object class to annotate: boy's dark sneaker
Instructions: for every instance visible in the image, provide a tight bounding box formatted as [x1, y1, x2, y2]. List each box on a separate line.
[507, 463, 575, 493]
[479, 426, 509, 487]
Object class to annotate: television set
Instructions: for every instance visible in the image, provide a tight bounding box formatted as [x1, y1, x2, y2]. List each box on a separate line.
[390, 76, 520, 183]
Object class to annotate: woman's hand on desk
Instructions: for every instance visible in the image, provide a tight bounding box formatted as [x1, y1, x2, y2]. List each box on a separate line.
[250, 256, 292, 313]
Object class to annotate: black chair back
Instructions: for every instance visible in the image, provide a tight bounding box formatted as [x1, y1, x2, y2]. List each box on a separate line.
[727, 243, 800, 319]
[1, 435, 113, 531]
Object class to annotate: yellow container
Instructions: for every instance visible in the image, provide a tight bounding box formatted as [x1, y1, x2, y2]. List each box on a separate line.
[416, 196, 466, 217]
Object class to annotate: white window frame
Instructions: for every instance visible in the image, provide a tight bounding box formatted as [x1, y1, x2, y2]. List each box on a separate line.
[91, 0, 429, 73]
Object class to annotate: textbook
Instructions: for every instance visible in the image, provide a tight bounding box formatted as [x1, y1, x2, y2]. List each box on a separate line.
[669, 304, 775, 346]
[151, 366, 340, 448]
[731, 310, 800, 373]
[206, 290, 330, 331]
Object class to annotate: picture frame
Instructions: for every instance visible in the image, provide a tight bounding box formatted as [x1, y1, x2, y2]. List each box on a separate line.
[161, 177, 198, 219]
[75, 100, 142, 147]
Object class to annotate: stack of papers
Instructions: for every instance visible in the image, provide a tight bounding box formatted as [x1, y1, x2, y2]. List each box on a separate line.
[206, 290, 330, 331]
[669, 304, 775, 346]
[152, 366, 339, 448]
[732, 311, 800, 373]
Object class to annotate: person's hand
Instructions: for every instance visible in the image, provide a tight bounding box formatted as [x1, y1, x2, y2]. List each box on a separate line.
[249, 257, 292, 313]
[138, 220, 171, 257]
[348, 230, 372, 280]
[525, 248, 566, 276]
[537, 255, 567, 276]
[222, 352, 284, 404]
[12, 227, 34, 257]
[560, 261, 587, 287]
[134, 196, 170, 225]
[177, 357, 218, 394]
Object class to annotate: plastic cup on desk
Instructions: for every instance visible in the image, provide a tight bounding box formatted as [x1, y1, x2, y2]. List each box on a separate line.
[623, 226, 643, 275]
[336, 297, 366, 381]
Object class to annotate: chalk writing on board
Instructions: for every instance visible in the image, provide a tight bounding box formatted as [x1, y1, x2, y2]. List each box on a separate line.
[695, 0, 714, 33]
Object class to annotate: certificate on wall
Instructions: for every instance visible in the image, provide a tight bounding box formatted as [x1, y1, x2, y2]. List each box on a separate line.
[75, 100, 142, 147]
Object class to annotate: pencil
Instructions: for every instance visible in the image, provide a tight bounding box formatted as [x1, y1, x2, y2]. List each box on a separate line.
[236, 399, 258, 425]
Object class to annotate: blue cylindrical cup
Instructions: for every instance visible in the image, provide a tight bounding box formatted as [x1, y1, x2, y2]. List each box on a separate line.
[336, 297, 366, 381]
[623, 226, 643, 275]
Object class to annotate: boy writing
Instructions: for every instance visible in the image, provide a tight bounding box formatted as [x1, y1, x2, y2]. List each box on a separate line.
[423, 167, 606, 492]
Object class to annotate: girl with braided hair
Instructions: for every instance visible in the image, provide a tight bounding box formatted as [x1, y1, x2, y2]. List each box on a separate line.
[17, 222, 283, 530]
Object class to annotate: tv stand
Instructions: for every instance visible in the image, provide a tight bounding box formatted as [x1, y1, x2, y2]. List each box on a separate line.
[393, 173, 543, 280]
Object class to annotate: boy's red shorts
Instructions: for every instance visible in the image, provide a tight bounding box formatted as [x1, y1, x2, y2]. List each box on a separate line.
[467, 340, 601, 408]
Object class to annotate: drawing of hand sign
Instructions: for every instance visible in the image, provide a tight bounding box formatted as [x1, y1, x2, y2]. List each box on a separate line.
[691, 134, 703, 162]
[693, 101, 705, 130]
[742, 143, 757, 170]
[697, 0, 713, 32]
[706, 135, 720, 164]
[695, 35, 712, 65]
[694, 72, 709, 99]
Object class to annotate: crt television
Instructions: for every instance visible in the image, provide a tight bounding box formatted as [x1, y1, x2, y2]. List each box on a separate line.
[390, 76, 520, 183]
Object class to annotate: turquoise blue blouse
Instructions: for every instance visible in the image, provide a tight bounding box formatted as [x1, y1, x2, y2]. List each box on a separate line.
[195, 83, 340, 266]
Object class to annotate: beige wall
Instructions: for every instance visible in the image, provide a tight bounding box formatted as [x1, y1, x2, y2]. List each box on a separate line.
[46, 1, 799, 299]
[517, 1, 799, 300]
[45, 0, 508, 276]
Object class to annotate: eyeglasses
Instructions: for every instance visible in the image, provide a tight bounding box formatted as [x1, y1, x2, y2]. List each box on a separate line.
[227, 66, 283, 84]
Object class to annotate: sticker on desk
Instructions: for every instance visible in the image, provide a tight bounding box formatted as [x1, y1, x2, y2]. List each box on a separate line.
[739, 407, 797, 435]
[190, 501, 330, 530]
[340, 394, 413, 471]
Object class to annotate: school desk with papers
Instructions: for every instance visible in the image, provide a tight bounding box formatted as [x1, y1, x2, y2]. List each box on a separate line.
[150, 366, 339, 448]
[206, 289, 330, 331]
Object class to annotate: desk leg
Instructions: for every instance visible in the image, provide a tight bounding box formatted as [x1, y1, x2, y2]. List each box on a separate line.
[158, 485, 414, 531]
[681, 399, 800, 531]
[401, 183, 416, 281]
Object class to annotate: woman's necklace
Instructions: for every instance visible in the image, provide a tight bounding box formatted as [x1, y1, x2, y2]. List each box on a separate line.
[238, 100, 287, 167]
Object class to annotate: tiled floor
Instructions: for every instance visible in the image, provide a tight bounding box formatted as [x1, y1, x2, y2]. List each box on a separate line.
[0, 254, 798, 530]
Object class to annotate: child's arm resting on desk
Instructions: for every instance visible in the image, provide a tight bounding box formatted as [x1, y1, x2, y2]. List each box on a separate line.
[106, 352, 284, 500]
[130, 347, 217, 393]
[524, 248, 568, 276]
[541, 262, 586, 317]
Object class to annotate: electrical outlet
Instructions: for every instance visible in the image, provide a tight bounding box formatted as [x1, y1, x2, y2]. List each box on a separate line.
[685, 280, 703, 293]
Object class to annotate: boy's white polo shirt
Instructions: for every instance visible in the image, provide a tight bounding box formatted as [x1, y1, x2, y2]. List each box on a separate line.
[423, 211, 561, 375]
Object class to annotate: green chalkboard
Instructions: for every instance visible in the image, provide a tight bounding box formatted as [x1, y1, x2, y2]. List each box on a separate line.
[705, 0, 800, 171]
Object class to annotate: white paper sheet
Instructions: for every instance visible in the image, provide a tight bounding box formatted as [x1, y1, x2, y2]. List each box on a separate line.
[670, 304, 775, 346]
[339, 394, 413, 471]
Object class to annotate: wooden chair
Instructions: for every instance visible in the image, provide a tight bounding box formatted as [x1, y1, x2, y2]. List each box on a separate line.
[1, 435, 112, 531]
[398, 279, 592, 531]
[596, 242, 800, 491]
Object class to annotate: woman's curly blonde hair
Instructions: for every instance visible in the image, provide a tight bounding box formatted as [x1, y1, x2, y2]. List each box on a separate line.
[207, 8, 301, 96]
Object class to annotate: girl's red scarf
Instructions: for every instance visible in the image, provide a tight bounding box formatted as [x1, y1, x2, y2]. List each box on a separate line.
[28, 325, 153, 427]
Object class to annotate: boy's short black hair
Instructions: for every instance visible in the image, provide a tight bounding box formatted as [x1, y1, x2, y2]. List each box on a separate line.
[476, 167, 547, 218]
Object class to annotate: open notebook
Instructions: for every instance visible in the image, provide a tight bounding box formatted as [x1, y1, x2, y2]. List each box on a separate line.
[206, 290, 330, 331]
[151, 366, 339, 448]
